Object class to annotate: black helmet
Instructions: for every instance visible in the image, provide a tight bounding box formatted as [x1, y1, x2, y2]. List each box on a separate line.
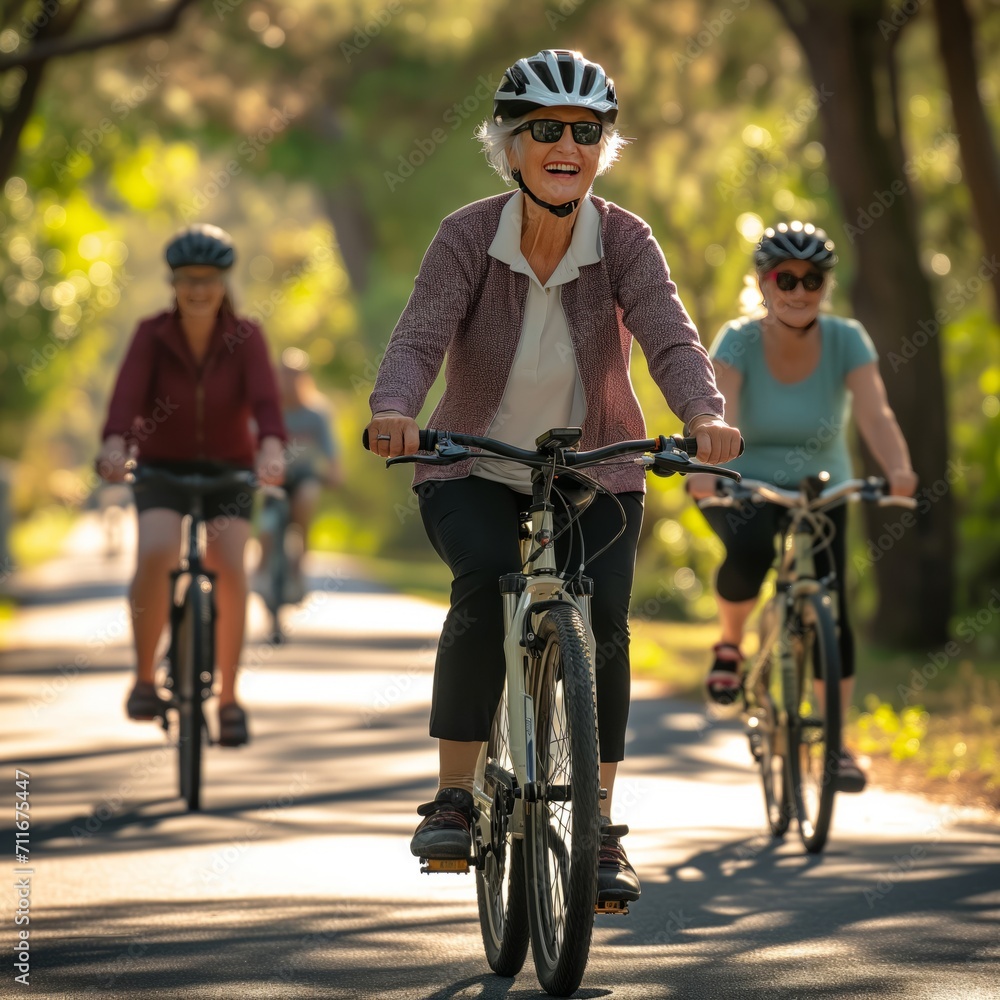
[165, 224, 235, 270]
[494, 49, 618, 125]
[755, 221, 837, 271]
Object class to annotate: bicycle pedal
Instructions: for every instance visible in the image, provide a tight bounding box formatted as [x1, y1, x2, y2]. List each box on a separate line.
[420, 858, 471, 874]
[595, 899, 629, 915]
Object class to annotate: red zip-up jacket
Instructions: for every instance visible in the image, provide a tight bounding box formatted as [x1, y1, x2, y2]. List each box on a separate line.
[102, 308, 286, 467]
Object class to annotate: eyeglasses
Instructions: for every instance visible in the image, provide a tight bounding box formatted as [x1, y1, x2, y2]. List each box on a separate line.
[768, 270, 825, 292]
[512, 119, 603, 145]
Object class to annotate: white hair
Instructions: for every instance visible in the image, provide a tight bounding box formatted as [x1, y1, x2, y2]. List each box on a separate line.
[474, 116, 629, 184]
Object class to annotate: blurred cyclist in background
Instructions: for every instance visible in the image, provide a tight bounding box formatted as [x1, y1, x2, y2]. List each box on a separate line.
[97, 224, 286, 747]
[688, 222, 916, 789]
[255, 347, 341, 604]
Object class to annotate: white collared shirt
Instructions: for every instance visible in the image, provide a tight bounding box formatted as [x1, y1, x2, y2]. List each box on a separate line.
[473, 191, 602, 493]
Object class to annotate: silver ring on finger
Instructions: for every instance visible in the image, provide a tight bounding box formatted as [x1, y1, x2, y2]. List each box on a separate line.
[376, 434, 391, 441]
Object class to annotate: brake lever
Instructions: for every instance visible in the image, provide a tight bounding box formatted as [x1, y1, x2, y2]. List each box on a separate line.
[386, 441, 472, 468]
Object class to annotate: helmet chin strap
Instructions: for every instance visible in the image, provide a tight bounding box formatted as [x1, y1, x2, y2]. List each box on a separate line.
[780, 317, 818, 335]
[512, 169, 579, 219]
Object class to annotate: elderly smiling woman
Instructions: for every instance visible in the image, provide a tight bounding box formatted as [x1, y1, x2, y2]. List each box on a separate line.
[366, 49, 742, 903]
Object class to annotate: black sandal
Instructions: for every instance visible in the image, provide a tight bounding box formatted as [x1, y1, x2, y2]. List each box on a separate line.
[706, 642, 743, 705]
[125, 681, 168, 721]
[218, 702, 249, 747]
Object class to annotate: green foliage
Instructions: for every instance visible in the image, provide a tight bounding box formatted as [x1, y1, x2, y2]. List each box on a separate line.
[1, 0, 999, 633]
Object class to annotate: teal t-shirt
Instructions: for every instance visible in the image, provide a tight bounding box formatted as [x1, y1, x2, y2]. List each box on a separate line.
[710, 315, 878, 487]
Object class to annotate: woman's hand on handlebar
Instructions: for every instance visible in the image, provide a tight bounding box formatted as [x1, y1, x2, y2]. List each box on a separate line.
[688, 416, 743, 466]
[256, 435, 286, 487]
[366, 410, 420, 458]
[887, 468, 918, 497]
[95, 435, 131, 483]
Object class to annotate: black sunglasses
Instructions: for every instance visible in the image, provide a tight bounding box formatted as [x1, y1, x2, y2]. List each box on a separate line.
[512, 119, 603, 145]
[768, 270, 825, 292]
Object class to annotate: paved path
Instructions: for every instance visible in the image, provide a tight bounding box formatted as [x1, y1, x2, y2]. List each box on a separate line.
[1, 514, 997, 998]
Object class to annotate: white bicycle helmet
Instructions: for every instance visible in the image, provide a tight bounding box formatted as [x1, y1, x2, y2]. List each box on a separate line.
[493, 49, 618, 125]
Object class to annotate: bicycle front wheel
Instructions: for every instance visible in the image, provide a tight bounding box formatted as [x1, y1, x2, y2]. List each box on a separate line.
[475, 684, 529, 977]
[176, 576, 213, 811]
[786, 591, 842, 853]
[522, 603, 600, 998]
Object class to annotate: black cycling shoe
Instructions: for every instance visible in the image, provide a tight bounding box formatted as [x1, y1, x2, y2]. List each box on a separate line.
[125, 681, 169, 721]
[834, 749, 867, 793]
[597, 816, 641, 902]
[409, 787, 474, 860]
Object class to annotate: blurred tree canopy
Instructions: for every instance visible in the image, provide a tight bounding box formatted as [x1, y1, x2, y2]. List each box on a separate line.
[1, 0, 998, 647]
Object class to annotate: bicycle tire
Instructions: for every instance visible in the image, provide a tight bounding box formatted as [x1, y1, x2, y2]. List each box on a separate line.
[176, 576, 213, 811]
[522, 603, 600, 998]
[475, 686, 529, 977]
[786, 591, 841, 853]
[753, 600, 791, 838]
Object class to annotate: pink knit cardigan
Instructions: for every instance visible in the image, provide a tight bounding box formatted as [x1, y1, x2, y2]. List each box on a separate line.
[370, 192, 723, 494]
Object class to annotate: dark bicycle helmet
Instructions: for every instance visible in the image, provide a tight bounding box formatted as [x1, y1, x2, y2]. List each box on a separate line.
[494, 49, 618, 125]
[165, 224, 235, 270]
[754, 221, 837, 272]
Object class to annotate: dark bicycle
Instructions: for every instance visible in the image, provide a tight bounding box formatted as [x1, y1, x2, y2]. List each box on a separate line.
[129, 464, 257, 811]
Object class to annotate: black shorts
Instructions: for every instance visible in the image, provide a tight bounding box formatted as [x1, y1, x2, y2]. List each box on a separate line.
[133, 461, 255, 521]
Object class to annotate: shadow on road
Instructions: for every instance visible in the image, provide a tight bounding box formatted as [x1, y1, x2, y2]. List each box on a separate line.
[4, 552, 999, 998]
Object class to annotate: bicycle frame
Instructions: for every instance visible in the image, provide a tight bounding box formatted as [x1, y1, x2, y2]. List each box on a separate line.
[476, 486, 597, 848]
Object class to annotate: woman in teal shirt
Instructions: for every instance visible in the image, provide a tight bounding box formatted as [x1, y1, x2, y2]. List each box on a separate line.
[688, 222, 917, 788]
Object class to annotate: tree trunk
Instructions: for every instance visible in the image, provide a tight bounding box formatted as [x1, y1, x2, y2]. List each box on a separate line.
[933, 0, 1000, 321]
[773, 0, 953, 646]
[0, 1, 85, 189]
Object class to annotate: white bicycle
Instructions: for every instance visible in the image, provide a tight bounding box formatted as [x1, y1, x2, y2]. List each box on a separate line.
[370, 425, 740, 996]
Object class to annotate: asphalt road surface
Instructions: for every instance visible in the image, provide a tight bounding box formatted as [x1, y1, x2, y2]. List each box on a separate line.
[1, 515, 997, 999]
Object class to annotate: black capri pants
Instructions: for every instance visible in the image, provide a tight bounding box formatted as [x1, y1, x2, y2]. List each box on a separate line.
[698, 500, 855, 678]
[419, 475, 644, 762]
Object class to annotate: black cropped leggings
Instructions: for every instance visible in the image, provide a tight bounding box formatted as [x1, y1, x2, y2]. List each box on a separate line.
[418, 476, 644, 762]
[699, 500, 854, 679]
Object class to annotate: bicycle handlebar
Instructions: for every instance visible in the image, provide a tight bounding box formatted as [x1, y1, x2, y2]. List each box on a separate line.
[699, 476, 917, 511]
[362, 427, 742, 481]
[127, 464, 259, 496]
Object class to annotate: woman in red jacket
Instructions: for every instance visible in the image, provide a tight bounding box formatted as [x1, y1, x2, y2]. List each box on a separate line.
[97, 225, 286, 746]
